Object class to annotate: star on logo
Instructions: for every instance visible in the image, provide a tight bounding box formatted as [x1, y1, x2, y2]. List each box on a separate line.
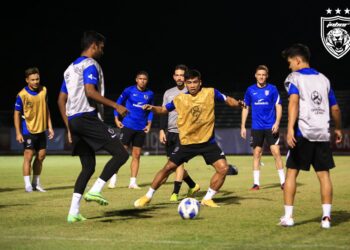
[326, 8, 332, 14]
[335, 8, 341, 14]
[345, 8, 350, 14]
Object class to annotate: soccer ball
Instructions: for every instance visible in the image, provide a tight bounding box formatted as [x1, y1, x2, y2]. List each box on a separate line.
[178, 198, 200, 219]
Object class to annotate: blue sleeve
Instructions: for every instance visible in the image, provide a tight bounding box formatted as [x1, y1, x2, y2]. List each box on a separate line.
[244, 89, 251, 106]
[214, 89, 226, 102]
[147, 93, 154, 121]
[273, 87, 282, 105]
[117, 88, 129, 105]
[15, 96, 23, 112]
[60, 80, 68, 94]
[328, 88, 337, 107]
[165, 101, 175, 111]
[288, 83, 299, 96]
[83, 65, 99, 85]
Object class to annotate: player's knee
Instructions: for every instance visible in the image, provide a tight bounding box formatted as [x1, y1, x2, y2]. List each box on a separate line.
[217, 164, 229, 175]
[37, 154, 46, 162]
[131, 151, 141, 159]
[165, 161, 177, 173]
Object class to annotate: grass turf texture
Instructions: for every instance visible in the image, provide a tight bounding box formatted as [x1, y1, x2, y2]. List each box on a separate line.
[0, 155, 349, 249]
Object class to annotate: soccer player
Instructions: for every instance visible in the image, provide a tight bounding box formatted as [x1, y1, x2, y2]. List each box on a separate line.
[108, 71, 154, 189]
[14, 67, 54, 193]
[279, 43, 342, 228]
[159, 64, 200, 202]
[134, 69, 245, 208]
[59, 30, 129, 223]
[241, 65, 285, 190]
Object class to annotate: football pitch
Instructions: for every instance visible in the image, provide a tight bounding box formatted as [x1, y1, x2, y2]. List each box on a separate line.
[0, 155, 349, 249]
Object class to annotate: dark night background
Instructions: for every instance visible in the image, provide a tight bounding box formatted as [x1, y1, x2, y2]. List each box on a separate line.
[1, 0, 349, 127]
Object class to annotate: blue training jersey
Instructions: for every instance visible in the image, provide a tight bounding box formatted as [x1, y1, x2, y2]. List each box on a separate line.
[114, 85, 154, 131]
[244, 83, 281, 130]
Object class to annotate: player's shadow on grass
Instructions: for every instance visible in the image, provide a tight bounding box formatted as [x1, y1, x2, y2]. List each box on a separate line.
[215, 192, 272, 205]
[93, 207, 158, 222]
[44, 185, 74, 191]
[0, 187, 23, 193]
[296, 210, 350, 227]
[262, 182, 304, 190]
[0, 204, 30, 209]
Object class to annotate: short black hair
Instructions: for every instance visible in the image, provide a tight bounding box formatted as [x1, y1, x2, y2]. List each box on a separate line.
[136, 70, 149, 79]
[174, 64, 188, 72]
[185, 69, 201, 80]
[81, 30, 106, 51]
[25, 67, 40, 78]
[281, 43, 311, 63]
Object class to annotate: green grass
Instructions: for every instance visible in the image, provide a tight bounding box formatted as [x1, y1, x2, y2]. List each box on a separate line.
[0, 155, 349, 249]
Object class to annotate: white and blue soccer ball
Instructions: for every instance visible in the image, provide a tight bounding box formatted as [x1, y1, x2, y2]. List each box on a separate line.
[178, 198, 200, 219]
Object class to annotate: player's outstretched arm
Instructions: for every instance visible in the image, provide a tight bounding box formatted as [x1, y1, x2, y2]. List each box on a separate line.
[143, 104, 168, 115]
[84, 84, 128, 117]
[226, 96, 246, 108]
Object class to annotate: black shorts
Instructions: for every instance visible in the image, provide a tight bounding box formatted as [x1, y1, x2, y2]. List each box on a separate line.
[286, 137, 335, 171]
[169, 141, 226, 166]
[250, 129, 280, 148]
[23, 132, 47, 151]
[165, 132, 180, 157]
[69, 114, 120, 156]
[119, 126, 146, 148]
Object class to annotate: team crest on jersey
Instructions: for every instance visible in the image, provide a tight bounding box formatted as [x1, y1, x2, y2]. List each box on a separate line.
[311, 91, 322, 105]
[26, 102, 33, 108]
[264, 90, 269, 96]
[321, 8, 350, 59]
[144, 95, 149, 100]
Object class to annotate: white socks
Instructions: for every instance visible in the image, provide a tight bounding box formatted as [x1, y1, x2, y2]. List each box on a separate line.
[146, 188, 155, 199]
[130, 177, 137, 186]
[89, 178, 106, 193]
[24, 176, 31, 187]
[322, 204, 332, 218]
[253, 170, 260, 185]
[284, 205, 294, 218]
[278, 169, 285, 184]
[109, 174, 117, 185]
[203, 188, 217, 200]
[69, 193, 82, 216]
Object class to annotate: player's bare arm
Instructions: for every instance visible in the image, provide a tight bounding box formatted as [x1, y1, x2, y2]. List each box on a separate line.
[143, 104, 169, 114]
[47, 106, 54, 139]
[85, 84, 128, 117]
[272, 104, 282, 134]
[226, 96, 246, 108]
[331, 104, 342, 144]
[57, 92, 72, 143]
[241, 106, 249, 139]
[14, 110, 24, 143]
[287, 94, 299, 148]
